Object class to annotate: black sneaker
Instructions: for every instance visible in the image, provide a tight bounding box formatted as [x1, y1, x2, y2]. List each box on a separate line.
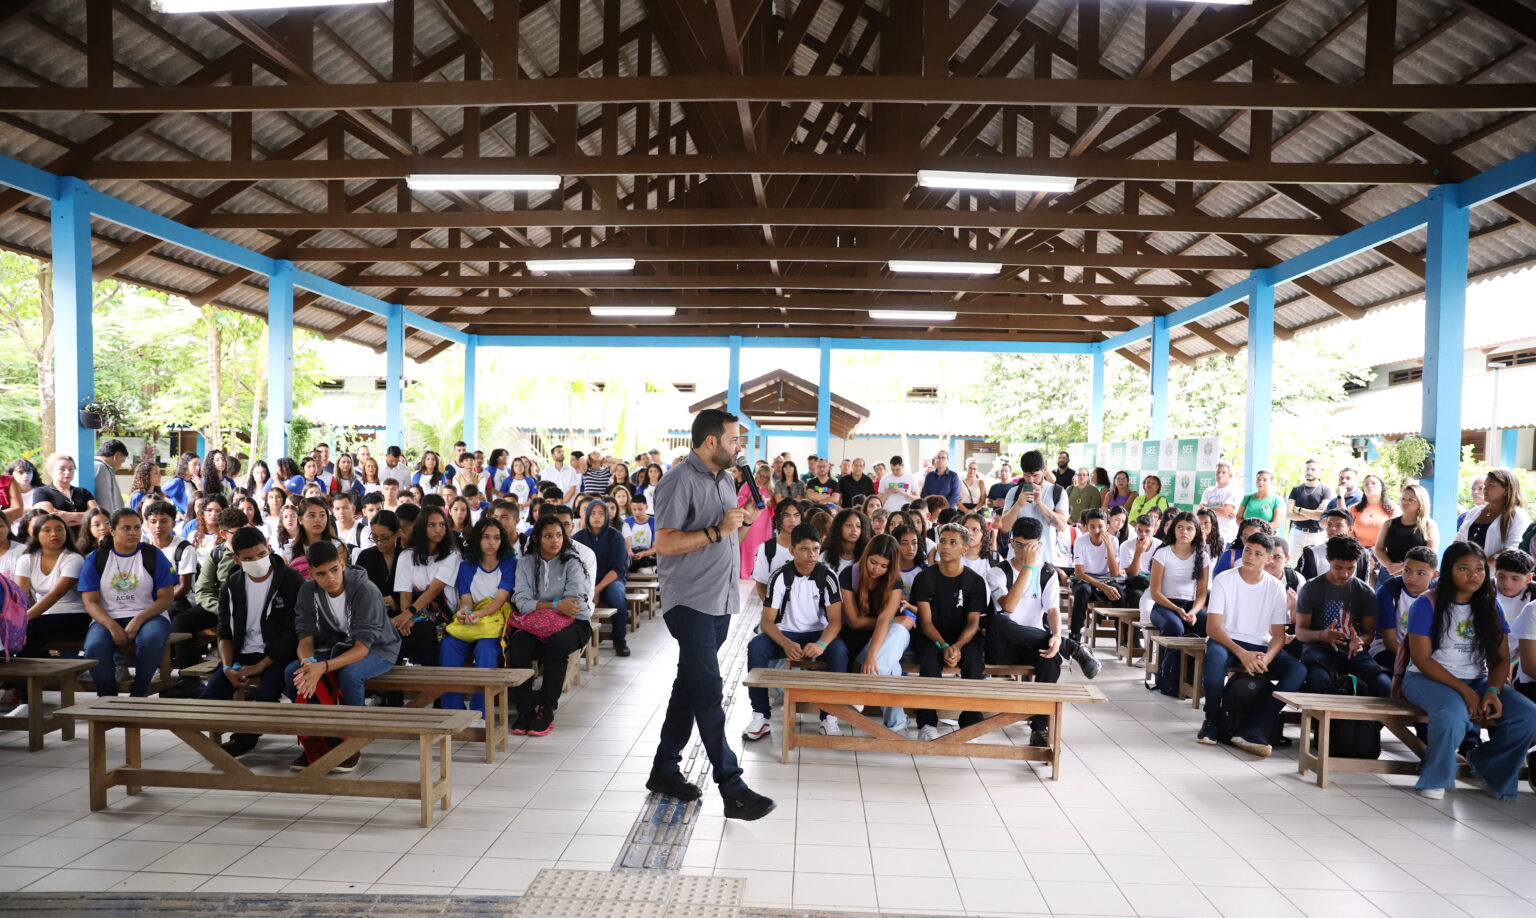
[511, 711, 533, 736]
[290, 750, 312, 772]
[1068, 639, 1101, 679]
[1196, 723, 1218, 746]
[722, 787, 776, 821]
[220, 736, 257, 758]
[646, 770, 703, 801]
[1528, 751, 1536, 795]
[331, 752, 361, 774]
[528, 707, 554, 737]
[615, 641, 631, 657]
[1029, 728, 1050, 748]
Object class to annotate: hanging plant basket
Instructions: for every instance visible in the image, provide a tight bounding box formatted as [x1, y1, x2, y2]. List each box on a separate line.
[79, 410, 104, 430]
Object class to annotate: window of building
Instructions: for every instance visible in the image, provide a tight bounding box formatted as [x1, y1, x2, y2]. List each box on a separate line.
[316, 379, 343, 390]
[906, 386, 939, 399]
[1388, 367, 1423, 386]
[1488, 348, 1536, 369]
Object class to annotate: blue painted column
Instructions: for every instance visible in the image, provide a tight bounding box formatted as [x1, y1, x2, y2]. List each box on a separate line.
[727, 335, 742, 416]
[1149, 316, 1170, 441]
[1421, 186, 1470, 543]
[386, 304, 405, 448]
[463, 335, 478, 450]
[1089, 346, 1105, 444]
[816, 337, 832, 459]
[1501, 428, 1520, 469]
[1245, 272, 1275, 492]
[51, 177, 95, 467]
[266, 259, 294, 470]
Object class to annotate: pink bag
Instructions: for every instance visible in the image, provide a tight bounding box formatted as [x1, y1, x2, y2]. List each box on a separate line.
[510, 608, 573, 641]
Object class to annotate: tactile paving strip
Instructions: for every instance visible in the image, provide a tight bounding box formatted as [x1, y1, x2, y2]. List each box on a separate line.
[614, 593, 759, 871]
[512, 869, 744, 918]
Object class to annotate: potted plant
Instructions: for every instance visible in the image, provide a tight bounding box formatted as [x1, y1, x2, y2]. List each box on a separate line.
[78, 397, 105, 430]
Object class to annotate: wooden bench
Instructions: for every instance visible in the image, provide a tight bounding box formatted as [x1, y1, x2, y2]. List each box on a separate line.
[1274, 692, 1429, 789]
[0, 658, 94, 751]
[1089, 608, 1140, 663]
[60, 697, 475, 827]
[1150, 635, 1207, 708]
[1134, 622, 1161, 682]
[46, 633, 192, 696]
[743, 668, 1104, 779]
[584, 607, 618, 671]
[1083, 603, 1120, 652]
[179, 661, 533, 764]
[631, 580, 659, 620]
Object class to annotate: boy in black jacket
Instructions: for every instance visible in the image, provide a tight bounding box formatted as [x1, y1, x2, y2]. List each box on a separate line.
[200, 526, 303, 757]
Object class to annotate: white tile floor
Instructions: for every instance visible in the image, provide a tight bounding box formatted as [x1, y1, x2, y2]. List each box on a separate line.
[5, 586, 1536, 917]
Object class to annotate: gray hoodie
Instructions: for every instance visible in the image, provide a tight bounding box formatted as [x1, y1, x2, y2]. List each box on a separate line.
[295, 567, 402, 664]
[514, 550, 593, 621]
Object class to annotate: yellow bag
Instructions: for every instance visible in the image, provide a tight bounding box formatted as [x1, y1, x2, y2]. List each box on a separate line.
[446, 596, 509, 642]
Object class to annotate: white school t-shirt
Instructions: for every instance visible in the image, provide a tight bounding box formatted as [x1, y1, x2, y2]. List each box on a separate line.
[1512, 600, 1536, 684]
[88, 550, 171, 620]
[880, 473, 919, 512]
[467, 564, 507, 605]
[394, 550, 461, 608]
[1072, 535, 1113, 579]
[1406, 597, 1505, 681]
[242, 574, 272, 656]
[1118, 537, 1162, 574]
[1150, 545, 1199, 603]
[997, 567, 1059, 630]
[154, 537, 201, 581]
[751, 540, 792, 586]
[766, 565, 841, 634]
[15, 551, 85, 616]
[1369, 584, 1420, 659]
[1207, 567, 1288, 646]
[1201, 484, 1241, 545]
[0, 541, 25, 580]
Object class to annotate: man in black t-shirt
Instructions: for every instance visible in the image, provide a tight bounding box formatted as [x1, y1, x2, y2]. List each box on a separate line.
[837, 458, 875, 506]
[1052, 452, 1075, 490]
[911, 523, 989, 740]
[1295, 535, 1390, 697]
[987, 464, 1014, 510]
[1286, 459, 1333, 559]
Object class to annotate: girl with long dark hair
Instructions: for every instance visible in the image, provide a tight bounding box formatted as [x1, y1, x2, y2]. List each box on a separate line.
[163, 452, 201, 515]
[508, 515, 593, 737]
[1147, 512, 1211, 690]
[840, 536, 911, 723]
[1402, 541, 1536, 800]
[822, 508, 870, 575]
[1196, 508, 1224, 559]
[393, 505, 457, 668]
[441, 516, 518, 719]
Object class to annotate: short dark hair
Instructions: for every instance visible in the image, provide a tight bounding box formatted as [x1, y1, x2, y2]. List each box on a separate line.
[1135, 514, 1156, 527]
[691, 409, 739, 448]
[789, 522, 822, 546]
[217, 507, 249, 531]
[316, 442, 329, 450]
[1323, 508, 1353, 523]
[230, 526, 267, 553]
[1019, 450, 1046, 473]
[421, 494, 446, 509]
[1404, 546, 1437, 567]
[1012, 517, 1044, 541]
[1244, 531, 1275, 552]
[631, 492, 647, 505]
[395, 503, 421, 525]
[361, 492, 384, 508]
[386, 446, 402, 458]
[108, 507, 141, 528]
[1496, 548, 1536, 575]
[490, 499, 519, 516]
[1324, 535, 1364, 563]
[549, 504, 573, 520]
[1082, 508, 1106, 524]
[97, 439, 128, 459]
[305, 540, 341, 569]
[143, 500, 177, 520]
[890, 455, 904, 467]
[570, 450, 584, 460]
[330, 491, 359, 509]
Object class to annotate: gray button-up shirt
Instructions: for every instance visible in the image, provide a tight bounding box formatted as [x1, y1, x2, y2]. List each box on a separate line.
[653, 450, 740, 616]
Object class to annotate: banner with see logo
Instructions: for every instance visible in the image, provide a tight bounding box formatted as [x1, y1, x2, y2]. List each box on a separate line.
[1069, 436, 1222, 513]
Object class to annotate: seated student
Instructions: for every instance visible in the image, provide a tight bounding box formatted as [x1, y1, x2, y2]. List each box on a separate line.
[1295, 535, 1392, 697]
[1148, 511, 1211, 690]
[751, 501, 800, 601]
[1373, 545, 1437, 670]
[285, 541, 401, 773]
[1212, 518, 1269, 577]
[1198, 531, 1305, 756]
[285, 456, 330, 494]
[1069, 509, 1123, 643]
[912, 523, 989, 740]
[332, 492, 371, 554]
[623, 492, 658, 575]
[393, 505, 458, 669]
[1104, 505, 1128, 547]
[1117, 514, 1161, 612]
[200, 526, 302, 756]
[573, 499, 630, 657]
[360, 491, 385, 522]
[443, 516, 517, 720]
[507, 514, 594, 737]
[355, 509, 402, 619]
[838, 535, 910, 732]
[73, 508, 110, 555]
[1297, 509, 1370, 581]
[14, 513, 87, 654]
[78, 508, 177, 697]
[988, 518, 1101, 746]
[1402, 541, 1536, 800]
[380, 478, 402, 511]
[1492, 549, 1536, 639]
[743, 523, 848, 740]
[1264, 540, 1305, 659]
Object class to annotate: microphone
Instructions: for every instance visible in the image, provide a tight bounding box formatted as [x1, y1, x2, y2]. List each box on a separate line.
[737, 455, 765, 509]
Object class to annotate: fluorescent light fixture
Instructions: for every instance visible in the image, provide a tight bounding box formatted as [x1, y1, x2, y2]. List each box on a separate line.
[158, 0, 384, 12]
[528, 257, 637, 273]
[405, 173, 561, 192]
[917, 169, 1077, 193]
[589, 306, 675, 318]
[869, 309, 957, 322]
[887, 259, 1002, 275]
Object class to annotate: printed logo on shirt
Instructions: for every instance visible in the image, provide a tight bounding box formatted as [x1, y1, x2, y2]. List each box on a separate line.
[631, 526, 652, 549]
[110, 568, 140, 595]
[1456, 617, 1477, 641]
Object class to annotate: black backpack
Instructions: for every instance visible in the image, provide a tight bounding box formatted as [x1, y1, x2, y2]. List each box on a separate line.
[1315, 673, 1382, 759]
[91, 542, 163, 584]
[767, 561, 836, 626]
[1217, 673, 1274, 744]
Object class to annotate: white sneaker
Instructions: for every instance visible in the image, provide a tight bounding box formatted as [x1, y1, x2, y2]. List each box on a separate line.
[114, 665, 131, 683]
[4, 704, 28, 719]
[469, 713, 486, 729]
[742, 712, 771, 741]
[939, 717, 959, 727]
[819, 716, 841, 736]
[918, 725, 940, 742]
[1417, 787, 1446, 800]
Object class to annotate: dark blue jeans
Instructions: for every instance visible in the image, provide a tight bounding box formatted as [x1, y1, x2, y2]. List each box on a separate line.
[597, 579, 629, 642]
[200, 651, 288, 746]
[83, 616, 172, 697]
[652, 605, 745, 795]
[746, 630, 849, 716]
[1300, 643, 1392, 697]
[1202, 638, 1304, 737]
[1150, 600, 1206, 689]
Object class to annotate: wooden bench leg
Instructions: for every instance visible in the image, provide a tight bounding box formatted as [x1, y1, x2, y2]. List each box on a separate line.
[1297, 710, 1314, 778]
[481, 684, 496, 764]
[440, 734, 452, 811]
[1049, 702, 1063, 781]
[25, 676, 44, 752]
[780, 691, 795, 765]
[125, 727, 142, 795]
[59, 678, 76, 742]
[89, 721, 109, 811]
[1190, 654, 1204, 710]
[419, 734, 434, 828]
[1316, 711, 1332, 789]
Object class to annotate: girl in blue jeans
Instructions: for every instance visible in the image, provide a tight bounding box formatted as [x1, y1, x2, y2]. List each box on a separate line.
[78, 509, 178, 697]
[1402, 541, 1536, 800]
[836, 535, 910, 730]
[1147, 513, 1210, 691]
[443, 516, 518, 717]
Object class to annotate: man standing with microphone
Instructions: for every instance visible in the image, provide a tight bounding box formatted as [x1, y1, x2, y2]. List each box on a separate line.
[647, 409, 775, 820]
